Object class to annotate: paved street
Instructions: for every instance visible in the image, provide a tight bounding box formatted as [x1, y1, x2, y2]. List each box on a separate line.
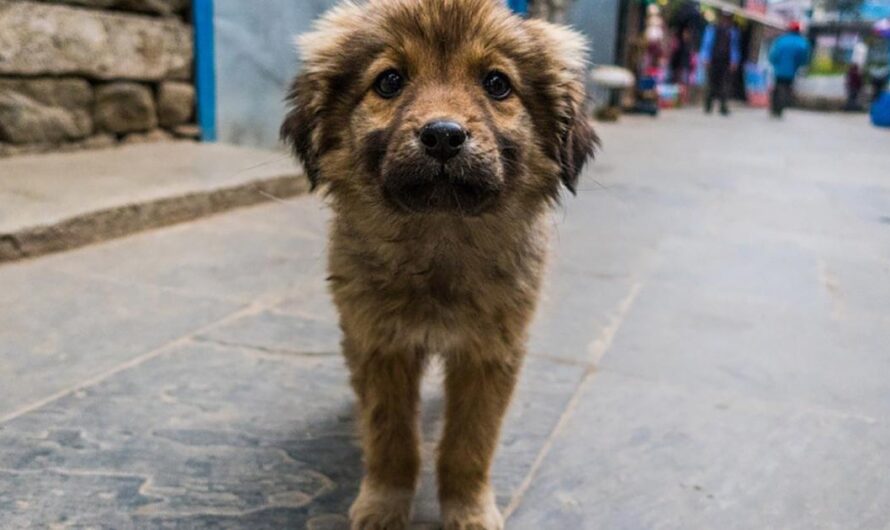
[1, 108, 889, 529]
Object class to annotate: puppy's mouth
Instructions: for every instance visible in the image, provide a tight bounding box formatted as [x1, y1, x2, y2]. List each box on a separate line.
[382, 164, 502, 216]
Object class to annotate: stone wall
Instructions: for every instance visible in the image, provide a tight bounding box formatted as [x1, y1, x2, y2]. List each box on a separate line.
[0, 0, 196, 157]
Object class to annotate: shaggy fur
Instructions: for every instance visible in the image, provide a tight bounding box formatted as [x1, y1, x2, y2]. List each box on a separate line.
[281, 1, 595, 528]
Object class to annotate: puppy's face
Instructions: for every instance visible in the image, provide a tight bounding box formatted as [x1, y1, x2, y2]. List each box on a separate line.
[357, 51, 524, 215]
[282, 0, 595, 216]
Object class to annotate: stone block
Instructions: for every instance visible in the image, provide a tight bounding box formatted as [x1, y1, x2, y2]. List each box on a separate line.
[0, 78, 93, 144]
[0, 263, 243, 418]
[196, 311, 342, 356]
[35, 0, 190, 16]
[157, 81, 194, 127]
[122, 128, 173, 144]
[0, 343, 357, 528]
[0, 1, 192, 81]
[172, 123, 200, 139]
[94, 82, 157, 134]
[599, 278, 890, 419]
[507, 371, 890, 529]
[43, 198, 322, 301]
[0, 134, 114, 157]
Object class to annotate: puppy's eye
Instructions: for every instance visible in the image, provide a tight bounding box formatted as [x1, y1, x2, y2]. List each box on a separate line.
[483, 71, 511, 100]
[374, 69, 404, 99]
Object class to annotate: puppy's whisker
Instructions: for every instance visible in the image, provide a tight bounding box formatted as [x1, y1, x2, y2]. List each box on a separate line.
[575, 178, 616, 198]
[257, 190, 299, 205]
[451, 187, 466, 216]
[233, 155, 294, 175]
[589, 178, 611, 191]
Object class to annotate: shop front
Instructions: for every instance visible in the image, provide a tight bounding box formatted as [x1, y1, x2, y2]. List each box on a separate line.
[614, 0, 784, 112]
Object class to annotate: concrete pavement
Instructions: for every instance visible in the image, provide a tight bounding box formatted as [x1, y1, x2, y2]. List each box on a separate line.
[1, 108, 888, 529]
[0, 143, 302, 263]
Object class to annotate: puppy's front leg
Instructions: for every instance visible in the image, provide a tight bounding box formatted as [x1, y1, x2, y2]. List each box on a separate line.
[347, 341, 425, 530]
[438, 351, 521, 530]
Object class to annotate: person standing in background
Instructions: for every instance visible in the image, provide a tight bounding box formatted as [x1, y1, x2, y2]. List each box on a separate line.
[670, 27, 695, 84]
[768, 21, 810, 118]
[845, 63, 864, 111]
[700, 11, 741, 115]
[868, 59, 889, 102]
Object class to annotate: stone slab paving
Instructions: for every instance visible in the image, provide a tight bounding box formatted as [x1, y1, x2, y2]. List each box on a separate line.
[507, 372, 890, 530]
[1, 108, 889, 529]
[0, 261, 243, 420]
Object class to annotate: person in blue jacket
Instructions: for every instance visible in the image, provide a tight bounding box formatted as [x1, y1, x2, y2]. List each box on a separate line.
[700, 11, 741, 115]
[768, 21, 811, 117]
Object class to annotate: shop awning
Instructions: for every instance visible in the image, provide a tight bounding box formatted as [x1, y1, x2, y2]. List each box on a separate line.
[697, 0, 787, 29]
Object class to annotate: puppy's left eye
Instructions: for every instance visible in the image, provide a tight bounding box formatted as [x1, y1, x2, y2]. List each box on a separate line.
[374, 69, 404, 99]
[483, 71, 512, 100]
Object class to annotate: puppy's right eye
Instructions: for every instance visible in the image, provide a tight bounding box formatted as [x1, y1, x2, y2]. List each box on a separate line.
[483, 71, 512, 100]
[374, 69, 404, 99]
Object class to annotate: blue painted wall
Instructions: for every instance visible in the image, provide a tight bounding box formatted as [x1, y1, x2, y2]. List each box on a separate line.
[211, 0, 618, 149]
[569, 0, 620, 68]
[213, 0, 337, 148]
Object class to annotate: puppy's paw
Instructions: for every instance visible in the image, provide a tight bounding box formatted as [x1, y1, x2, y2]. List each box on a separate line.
[441, 490, 504, 530]
[349, 481, 413, 530]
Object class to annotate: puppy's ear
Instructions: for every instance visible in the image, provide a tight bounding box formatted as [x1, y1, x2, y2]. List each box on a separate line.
[522, 19, 598, 194]
[281, 72, 322, 189]
[559, 103, 597, 194]
[281, 3, 369, 190]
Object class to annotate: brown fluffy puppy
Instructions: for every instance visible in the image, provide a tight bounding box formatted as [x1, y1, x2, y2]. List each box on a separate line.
[282, 1, 595, 528]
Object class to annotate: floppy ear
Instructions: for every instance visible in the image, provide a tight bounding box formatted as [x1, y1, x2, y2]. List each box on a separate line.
[522, 19, 598, 194]
[559, 103, 597, 194]
[281, 72, 322, 189]
[280, 2, 368, 190]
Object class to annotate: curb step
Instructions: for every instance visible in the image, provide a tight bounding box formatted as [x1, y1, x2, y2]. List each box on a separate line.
[0, 142, 306, 263]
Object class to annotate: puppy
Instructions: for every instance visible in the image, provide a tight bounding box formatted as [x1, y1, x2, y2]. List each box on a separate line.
[281, 1, 595, 528]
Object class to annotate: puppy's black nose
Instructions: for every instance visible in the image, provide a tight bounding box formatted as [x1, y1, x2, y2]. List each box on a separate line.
[419, 120, 466, 162]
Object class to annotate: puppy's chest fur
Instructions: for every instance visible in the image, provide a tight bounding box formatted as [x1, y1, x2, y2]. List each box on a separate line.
[328, 212, 549, 352]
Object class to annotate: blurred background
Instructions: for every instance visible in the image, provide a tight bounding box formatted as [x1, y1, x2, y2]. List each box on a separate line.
[1, 0, 889, 529]
[1, 0, 889, 153]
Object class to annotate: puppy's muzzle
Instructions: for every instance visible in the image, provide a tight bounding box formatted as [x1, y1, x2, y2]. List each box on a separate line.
[382, 121, 502, 216]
